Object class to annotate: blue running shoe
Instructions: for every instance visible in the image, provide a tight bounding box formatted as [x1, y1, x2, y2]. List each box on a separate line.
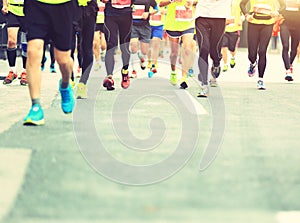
[188, 68, 194, 77]
[59, 80, 75, 114]
[248, 62, 257, 77]
[50, 64, 56, 73]
[23, 104, 45, 126]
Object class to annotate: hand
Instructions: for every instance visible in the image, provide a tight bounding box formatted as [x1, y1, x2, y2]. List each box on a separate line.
[245, 14, 253, 22]
[270, 10, 279, 18]
[2, 5, 8, 14]
[142, 12, 149, 20]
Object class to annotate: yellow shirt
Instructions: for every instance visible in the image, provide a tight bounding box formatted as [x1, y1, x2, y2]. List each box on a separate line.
[164, 0, 195, 31]
[225, 0, 243, 32]
[96, 0, 105, 24]
[249, 0, 276, 25]
[38, 0, 70, 4]
[8, 0, 24, 16]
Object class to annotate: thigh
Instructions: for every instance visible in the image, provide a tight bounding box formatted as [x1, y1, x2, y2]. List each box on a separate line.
[258, 24, 273, 51]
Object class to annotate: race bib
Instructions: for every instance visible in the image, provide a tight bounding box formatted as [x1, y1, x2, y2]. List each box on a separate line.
[98, 2, 105, 15]
[111, 0, 131, 9]
[150, 12, 162, 24]
[13, 0, 24, 3]
[175, 6, 193, 22]
[253, 4, 272, 15]
[286, 0, 299, 11]
[226, 16, 235, 26]
[132, 5, 145, 19]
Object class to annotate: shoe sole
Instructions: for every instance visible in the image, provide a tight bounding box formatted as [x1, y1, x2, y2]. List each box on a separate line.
[180, 81, 188, 89]
[23, 119, 45, 126]
[197, 94, 208, 98]
[103, 79, 115, 91]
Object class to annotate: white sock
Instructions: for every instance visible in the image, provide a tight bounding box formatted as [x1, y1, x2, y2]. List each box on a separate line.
[10, 67, 16, 73]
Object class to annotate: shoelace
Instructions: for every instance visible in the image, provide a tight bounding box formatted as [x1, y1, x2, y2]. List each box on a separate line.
[122, 75, 128, 82]
[7, 71, 15, 80]
[61, 89, 70, 102]
[21, 72, 26, 80]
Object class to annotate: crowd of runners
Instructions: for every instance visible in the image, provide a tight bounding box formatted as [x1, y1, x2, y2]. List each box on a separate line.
[1, 0, 300, 125]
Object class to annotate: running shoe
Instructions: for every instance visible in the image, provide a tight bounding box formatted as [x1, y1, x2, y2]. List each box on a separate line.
[121, 69, 130, 89]
[138, 52, 146, 70]
[130, 70, 137, 78]
[188, 68, 194, 77]
[230, 57, 236, 68]
[20, 71, 27, 86]
[103, 75, 115, 91]
[147, 61, 152, 69]
[94, 61, 101, 71]
[50, 64, 56, 73]
[210, 78, 218, 87]
[222, 64, 228, 72]
[148, 71, 154, 78]
[197, 85, 209, 98]
[150, 64, 157, 74]
[248, 62, 257, 77]
[180, 76, 188, 89]
[23, 104, 45, 126]
[170, 71, 177, 85]
[76, 82, 88, 99]
[59, 80, 75, 114]
[285, 75, 294, 82]
[257, 80, 266, 90]
[3, 71, 18, 85]
[211, 65, 221, 78]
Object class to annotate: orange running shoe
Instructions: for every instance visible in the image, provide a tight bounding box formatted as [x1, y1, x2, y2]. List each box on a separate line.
[3, 71, 18, 85]
[121, 69, 130, 89]
[20, 71, 28, 86]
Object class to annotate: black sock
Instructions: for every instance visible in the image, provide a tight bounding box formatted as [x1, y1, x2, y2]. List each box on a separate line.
[7, 48, 17, 67]
[22, 56, 27, 69]
[32, 98, 41, 106]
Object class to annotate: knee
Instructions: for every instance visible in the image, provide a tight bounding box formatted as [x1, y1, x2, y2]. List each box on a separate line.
[7, 39, 17, 48]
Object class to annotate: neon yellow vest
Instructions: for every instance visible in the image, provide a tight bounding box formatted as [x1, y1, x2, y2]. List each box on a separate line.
[96, 0, 105, 24]
[38, 0, 70, 4]
[164, 0, 195, 31]
[225, 0, 243, 32]
[8, 0, 24, 16]
[249, 0, 275, 25]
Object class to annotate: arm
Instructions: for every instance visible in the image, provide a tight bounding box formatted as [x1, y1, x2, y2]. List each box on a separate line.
[2, 0, 8, 14]
[159, 0, 172, 8]
[240, 0, 253, 21]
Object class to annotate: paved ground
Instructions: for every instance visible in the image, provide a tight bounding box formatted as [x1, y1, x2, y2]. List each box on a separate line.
[0, 47, 300, 223]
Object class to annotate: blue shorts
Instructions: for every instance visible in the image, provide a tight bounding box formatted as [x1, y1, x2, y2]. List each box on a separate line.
[166, 28, 194, 38]
[151, 25, 164, 39]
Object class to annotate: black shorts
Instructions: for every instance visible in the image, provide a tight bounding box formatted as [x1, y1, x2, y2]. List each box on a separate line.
[24, 0, 74, 51]
[95, 23, 104, 33]
[6, 12, 27, 31]
[221, 31, 240, 52]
